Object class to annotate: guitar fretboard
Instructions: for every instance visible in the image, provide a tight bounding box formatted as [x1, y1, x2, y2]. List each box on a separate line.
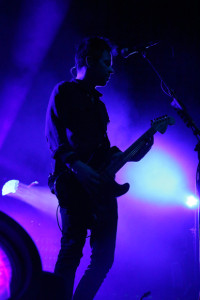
[106, 127, 157, 175]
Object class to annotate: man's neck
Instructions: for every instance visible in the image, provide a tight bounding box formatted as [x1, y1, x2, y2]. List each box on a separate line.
[76, 77, 96, 91]
[76, 67, 97, 90]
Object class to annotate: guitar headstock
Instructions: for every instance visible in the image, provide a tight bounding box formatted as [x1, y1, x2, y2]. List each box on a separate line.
[151, 115, 175, 134]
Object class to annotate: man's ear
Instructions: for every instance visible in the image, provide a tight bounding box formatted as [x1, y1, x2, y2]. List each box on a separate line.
[86, 56, 96, 68]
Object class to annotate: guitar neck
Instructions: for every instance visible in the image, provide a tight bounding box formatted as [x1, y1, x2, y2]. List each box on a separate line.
[107, 126, 157, 175]
[123, 127, 156, 163]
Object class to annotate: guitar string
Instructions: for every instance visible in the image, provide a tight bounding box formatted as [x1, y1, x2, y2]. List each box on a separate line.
[108, 139, 147, 175]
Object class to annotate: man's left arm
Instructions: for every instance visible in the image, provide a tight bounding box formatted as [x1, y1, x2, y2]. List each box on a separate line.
[110, 136, 154, 162]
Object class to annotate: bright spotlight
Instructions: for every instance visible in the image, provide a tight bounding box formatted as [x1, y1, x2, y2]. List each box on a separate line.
[186, 195, 199, 208]
[2, 180, 19, 196]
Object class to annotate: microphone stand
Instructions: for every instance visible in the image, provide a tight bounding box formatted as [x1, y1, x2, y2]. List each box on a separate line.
[138, 49, 200, 298]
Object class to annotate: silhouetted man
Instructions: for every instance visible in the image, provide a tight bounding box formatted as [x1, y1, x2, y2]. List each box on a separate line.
[45, 36, 153, 299]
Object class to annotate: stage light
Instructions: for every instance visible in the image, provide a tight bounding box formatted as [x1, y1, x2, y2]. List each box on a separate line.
[185, 195, 199, 208]
[0, 211, 42, 299]
[2, 180, 19, 196]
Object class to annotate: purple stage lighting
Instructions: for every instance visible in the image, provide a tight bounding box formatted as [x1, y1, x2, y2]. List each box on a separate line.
[120, 147, 188, 205]
[0, 248, 12, 299]
[0, 0, 70, 149]
[2, 179, 57, 217]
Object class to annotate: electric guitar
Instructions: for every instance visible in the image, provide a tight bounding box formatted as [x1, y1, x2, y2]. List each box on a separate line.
[50, 115, 175, 216]
[91, 115, 175, 199]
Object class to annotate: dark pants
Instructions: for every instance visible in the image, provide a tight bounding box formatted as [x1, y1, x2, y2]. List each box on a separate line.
[54, 198, 118, 300]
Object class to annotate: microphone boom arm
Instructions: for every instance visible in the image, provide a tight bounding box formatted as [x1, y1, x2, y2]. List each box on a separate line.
[139, 50, 200, 144]
[135, 47, 200, 297]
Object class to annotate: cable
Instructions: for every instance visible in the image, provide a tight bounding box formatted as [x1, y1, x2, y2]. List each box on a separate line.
[56, 205, 62, 232]
[140, 291, 151, 299]
[56, 204, 91, 238]
[160, 80, 172, 97]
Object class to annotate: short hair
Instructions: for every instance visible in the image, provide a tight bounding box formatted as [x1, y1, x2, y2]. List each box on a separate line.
[75, 36, 115, 70]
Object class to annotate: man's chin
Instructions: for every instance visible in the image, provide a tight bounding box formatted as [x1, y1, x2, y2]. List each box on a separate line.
[96, 79, 109, 87]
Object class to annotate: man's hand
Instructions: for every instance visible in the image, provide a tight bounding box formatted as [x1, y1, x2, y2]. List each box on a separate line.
[70, 160, 102, 197]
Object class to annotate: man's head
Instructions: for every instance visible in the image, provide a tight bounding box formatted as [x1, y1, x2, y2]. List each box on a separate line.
[75, 36, 115, 87]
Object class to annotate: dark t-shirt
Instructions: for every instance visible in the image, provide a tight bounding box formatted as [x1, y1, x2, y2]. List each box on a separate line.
[45, 79, 120, 208]
[45, 79, 115, 172]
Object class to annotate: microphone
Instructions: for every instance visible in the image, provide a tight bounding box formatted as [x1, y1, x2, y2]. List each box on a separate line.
[120, 41, 159, 58]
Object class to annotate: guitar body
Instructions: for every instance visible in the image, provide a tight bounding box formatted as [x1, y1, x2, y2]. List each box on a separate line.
[106, 180, 130, 197]
[88, 149, 130, 198]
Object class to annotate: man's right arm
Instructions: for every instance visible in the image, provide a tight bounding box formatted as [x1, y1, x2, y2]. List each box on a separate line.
[46, 83, 103, 196]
